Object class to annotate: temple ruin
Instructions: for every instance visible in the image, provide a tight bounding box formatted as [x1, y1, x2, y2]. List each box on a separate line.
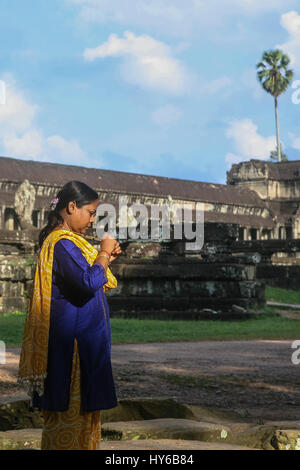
[1, 155, 300, 316]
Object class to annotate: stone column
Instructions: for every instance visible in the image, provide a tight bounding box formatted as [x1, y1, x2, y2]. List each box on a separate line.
[41, 208, 46, 227]
[14, 179, 36, 230]
[0, 205, 3, 229]
[5, 208, 15, 230]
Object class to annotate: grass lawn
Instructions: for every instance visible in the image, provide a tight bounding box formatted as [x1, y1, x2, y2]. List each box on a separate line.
[265, 285, 300, 305]
[110, 311, 300, 343]
[1, 285, 300, 346]
[1, 308, 300, 347]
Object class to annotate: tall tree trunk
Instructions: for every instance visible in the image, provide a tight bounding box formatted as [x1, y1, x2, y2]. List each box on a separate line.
[274, 96, 281, 162]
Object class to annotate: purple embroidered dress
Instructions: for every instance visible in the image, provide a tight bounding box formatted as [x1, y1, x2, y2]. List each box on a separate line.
[32, 238, 118, 412]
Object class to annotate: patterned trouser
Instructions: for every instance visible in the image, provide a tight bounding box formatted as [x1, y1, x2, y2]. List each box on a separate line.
[41, 339, 101, 450]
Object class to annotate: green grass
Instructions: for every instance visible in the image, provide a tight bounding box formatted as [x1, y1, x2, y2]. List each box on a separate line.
[110, 313, 300, 343]
[2, 285, 300, 346]
[266, 285, 300, 305]
[0, 311, 26, 347]
[1, 308, 300, 347]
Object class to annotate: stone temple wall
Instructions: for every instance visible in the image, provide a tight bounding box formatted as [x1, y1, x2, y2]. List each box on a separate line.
[230, 238, 300, 291]
[0, 230, 37, 314]
[106, 223, 265, 319]
[3, 223, 300, 318]
[0, 223, 266, 319]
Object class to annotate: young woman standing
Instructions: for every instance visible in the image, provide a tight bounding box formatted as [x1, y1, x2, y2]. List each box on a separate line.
[18, 180, 122, 450]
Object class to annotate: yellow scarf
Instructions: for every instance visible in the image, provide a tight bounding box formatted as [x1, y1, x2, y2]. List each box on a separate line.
[18, 229, 117, 398]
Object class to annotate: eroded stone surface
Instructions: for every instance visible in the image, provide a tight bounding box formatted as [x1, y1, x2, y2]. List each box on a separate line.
[101, 397, 196, 423]
[96, 419, 300, 450]
[271, 430, 300, 451]
[1, 395, 300, 451]
[0, 428, 256, 451]
[0, 398, 43, 431]
[102, 418, 232, 442]
[1, 418, 300, 450]
[0, 429, 41, 450]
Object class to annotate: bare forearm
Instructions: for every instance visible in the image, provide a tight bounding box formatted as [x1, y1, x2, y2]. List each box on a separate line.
[93, 254, 110, 272]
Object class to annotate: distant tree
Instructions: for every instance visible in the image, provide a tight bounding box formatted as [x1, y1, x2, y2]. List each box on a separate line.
[270, 143, 288, 161]
[256, 49, 293, 162]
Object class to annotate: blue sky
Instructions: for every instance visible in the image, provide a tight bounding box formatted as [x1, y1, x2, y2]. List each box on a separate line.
[1, 0, 300, 184]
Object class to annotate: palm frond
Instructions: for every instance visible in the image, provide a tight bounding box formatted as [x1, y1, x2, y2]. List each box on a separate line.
[256, 49, 293, 97]
[280, 55, 290, 67]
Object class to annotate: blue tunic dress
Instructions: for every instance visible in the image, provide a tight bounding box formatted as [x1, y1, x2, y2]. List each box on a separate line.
[32, 238, 118, 412]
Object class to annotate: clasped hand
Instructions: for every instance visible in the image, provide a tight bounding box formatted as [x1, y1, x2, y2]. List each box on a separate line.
[100, 233, 122, 264]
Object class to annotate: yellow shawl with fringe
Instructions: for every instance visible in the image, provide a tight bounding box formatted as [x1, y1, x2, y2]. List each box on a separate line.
[18, 229, 117, 398]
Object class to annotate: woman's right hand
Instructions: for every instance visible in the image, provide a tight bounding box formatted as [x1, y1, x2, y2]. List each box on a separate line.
[94, 233, 117, 270]
[100, 233, 117, 255]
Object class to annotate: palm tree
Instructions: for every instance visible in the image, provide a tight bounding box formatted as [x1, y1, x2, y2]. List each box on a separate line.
[256, 49, 293, 162]
[270, 143, 287, 161]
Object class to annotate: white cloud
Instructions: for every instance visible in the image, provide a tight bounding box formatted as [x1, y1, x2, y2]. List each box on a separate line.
[0, 76, 86, 163]
[3, 130, 43, 159]
[288, 131, 300, 150]
[0, 76, 39, 132]
[46, 135, 86, 161]
[277, 11, 300, 71]
[151, 105, 182, 127]
[225, 118, 276, 167]
[84, 31, 191, 94]
[68, 0, 293, 37]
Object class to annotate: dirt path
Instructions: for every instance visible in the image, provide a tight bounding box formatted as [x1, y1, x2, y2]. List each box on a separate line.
[1, 340, 300, 422]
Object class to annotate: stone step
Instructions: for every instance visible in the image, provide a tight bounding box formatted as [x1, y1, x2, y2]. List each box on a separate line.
[0, 429, 41, 450]
[101, 418, 300, 450]
[266, 300, 300, 310]
[0, 428, 254, 451]
[1, 397, 300, 450]
[0, 396, 249, 431]
[2, 418, 300, 450]
[101, 438, 253, 450]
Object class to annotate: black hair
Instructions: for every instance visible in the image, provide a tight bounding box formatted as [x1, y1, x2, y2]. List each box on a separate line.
[39, 181, 99, 248]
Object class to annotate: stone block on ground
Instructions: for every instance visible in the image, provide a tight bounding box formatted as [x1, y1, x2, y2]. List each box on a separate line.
[101, 397, 195, 423]
[101, 438, 255, 450]
[1, 419, 300, 450]
[102, 418, 236, 444]
[271, 429, 300, 451]
[0, 429, 41, 450]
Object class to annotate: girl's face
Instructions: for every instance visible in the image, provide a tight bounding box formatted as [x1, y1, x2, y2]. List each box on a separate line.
[65, 199, 99, 234]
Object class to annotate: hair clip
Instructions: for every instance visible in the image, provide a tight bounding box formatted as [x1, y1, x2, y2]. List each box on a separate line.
[49, 197, 59, 211]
